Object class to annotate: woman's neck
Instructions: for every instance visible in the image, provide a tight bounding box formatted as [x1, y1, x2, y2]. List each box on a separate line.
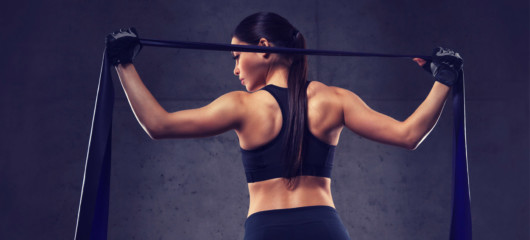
[265, 64, 290, 88]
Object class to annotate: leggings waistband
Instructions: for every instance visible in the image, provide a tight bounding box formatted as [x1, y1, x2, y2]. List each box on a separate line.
[245, 205, 339, 227]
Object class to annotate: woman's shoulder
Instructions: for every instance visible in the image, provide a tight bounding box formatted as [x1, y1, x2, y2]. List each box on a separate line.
[309, 81, 359, 100]
[307, 80, 345, 98]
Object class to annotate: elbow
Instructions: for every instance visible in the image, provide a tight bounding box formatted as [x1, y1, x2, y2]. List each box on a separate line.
[148, 132, 161, 140]
[406, 141, 419, 151]
[147, 130, 161, 140]
[404, 134, 425, 151]
[402, 125, 419, 151]
[147, 123, 166, 140]
[401, 136, 416, 150]
[405, 129, 430, 151]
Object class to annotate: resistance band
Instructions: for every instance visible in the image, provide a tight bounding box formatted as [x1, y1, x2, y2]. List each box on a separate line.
[74, 39, 471, 240]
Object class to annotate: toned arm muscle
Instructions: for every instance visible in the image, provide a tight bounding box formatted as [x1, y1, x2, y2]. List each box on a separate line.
[152, 91, 247, 139]
[335, 81, 450, 150]
[334, 87, 412, 149]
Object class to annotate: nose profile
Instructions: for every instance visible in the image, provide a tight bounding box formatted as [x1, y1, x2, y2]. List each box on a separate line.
[233, 65, 239, 76]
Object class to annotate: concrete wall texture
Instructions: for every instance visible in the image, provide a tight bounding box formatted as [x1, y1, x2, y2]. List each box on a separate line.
[1, 0, 528, 239]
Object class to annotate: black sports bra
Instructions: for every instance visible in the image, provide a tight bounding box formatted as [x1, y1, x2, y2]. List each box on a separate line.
[240, 81, 336, 183]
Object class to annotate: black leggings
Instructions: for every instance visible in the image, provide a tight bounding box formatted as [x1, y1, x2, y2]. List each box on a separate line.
[244, 205, 351, 240]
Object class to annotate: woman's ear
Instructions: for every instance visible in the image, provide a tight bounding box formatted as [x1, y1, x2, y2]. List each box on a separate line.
[258, 37, 271, 59]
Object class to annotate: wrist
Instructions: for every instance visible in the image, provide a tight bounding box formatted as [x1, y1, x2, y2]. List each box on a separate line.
[434, 68, 458, 87]
[116, 63, 135, 75]
[117, 62, 133, 69]
[433, 80, 451, 91]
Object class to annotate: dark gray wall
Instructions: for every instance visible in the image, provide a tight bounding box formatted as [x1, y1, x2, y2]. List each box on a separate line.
[1, 0, 528, 239]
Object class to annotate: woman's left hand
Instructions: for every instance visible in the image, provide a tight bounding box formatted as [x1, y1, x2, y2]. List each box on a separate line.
[105, 27, 143, 66]
[414, 47, 464, 87]
[413, 57, 435, 76]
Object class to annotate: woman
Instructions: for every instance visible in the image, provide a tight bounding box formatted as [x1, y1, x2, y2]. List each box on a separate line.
[106, 12, 463, 240]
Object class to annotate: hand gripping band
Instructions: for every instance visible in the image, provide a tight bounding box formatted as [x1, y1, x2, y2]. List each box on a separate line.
[74, 38, 471, 240]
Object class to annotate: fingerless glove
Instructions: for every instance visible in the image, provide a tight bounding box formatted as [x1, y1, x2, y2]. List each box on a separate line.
[105, 27, 143, 66]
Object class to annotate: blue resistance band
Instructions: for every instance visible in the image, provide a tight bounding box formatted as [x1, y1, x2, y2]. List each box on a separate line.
[74, 39, 471, 240]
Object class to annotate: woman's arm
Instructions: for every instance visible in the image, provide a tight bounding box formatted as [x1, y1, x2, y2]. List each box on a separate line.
[116, 63, 167, 139]
[115, 63, 246, 140]
[336, 81, 450, 150]
[403, 81, 450, 149]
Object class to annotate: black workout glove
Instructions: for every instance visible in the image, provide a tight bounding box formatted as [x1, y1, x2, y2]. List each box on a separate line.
[421, 46, 463, 87]
[105, 27, 143, 67]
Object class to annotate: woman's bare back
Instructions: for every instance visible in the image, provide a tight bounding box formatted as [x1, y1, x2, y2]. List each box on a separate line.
[234, 80, 345, 217]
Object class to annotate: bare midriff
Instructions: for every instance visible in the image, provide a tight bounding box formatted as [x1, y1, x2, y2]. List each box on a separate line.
[246, 175, 335, 218]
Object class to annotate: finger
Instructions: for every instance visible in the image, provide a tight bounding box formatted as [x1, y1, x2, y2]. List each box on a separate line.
[413, 58, 426, 66]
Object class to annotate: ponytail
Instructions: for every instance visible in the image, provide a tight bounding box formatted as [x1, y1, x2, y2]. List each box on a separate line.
[282, 29, 309, 190]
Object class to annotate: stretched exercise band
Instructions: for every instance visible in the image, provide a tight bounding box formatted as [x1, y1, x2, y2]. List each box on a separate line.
[74, 39, 471, 240]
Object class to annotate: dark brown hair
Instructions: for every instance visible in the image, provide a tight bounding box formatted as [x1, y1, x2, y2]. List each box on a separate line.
[232, 12, 309, 189]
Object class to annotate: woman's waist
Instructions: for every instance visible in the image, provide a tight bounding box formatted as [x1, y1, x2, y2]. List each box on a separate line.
[247, 185, 335, 217]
